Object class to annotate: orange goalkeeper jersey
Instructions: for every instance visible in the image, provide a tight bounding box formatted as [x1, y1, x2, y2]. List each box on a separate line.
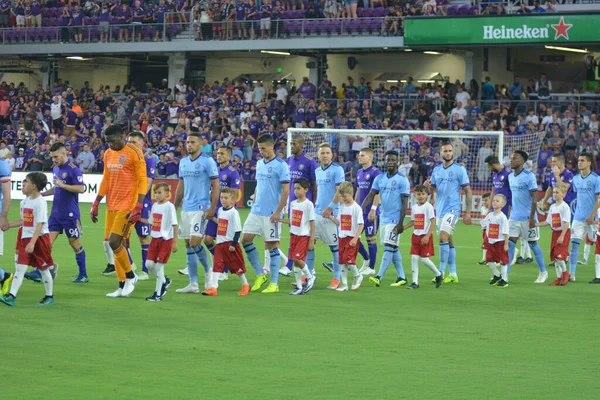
[99, 143, 147, 211]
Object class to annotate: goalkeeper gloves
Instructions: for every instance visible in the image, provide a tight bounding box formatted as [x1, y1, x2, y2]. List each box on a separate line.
[90, 200, 100, 223]
[128, 202, 144, 224]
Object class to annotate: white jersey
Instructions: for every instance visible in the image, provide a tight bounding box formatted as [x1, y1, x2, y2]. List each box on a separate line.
[216, 206, 242, 244]
[149, 201, 178, 240]
[547, 202, 571, 232]
[289, 199, 316, 237]
[338, 202, 364, 239]
[411, 202, 435, 236]
[480, 205, 490, 230]
[483, 211, 509, 244]
[20, 195, 49, 239]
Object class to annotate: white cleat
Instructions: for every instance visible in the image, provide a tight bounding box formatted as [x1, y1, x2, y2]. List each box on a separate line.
[351, 275, 364, 290]
[335, 284, 349, 292]
[137, 271, 149, 281]
[106, 288, 124, 298]
[279, 266, 291, 277]
[569, 274, 576, 282]
[358, 260, 370, 275]
[577, 259, 587, 265]
[121, 274, 138, 297]
[177, 267, 189, 276]
[176, 283, 200, 293]
[534, 271, 549, 283]
[360, 267, 376, 276]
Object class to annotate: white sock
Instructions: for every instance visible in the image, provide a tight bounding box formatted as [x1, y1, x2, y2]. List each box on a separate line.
[421, 257, 441, 276]
[10, 264, 27, 297]
[301, 265, 313, 279]
[348, 264, 359, 277]
[501, 264, 508, 282]
[279, 248, 288, 265]
[146, 260, 156, 276]
[596, 254, 600, 278]
[40, 268, 53, 296]
[482, 249, 487, 260]
[340, 266, 348, 286]
[293, 266, 303, 288]
[584, 244, 591, 261]
[411, 255, 420, 285]
[556, 260, 566, 275]
[155, 263, 165, 294]
[488, 262, 500, 276]
[264, 249, 270, 269]
[239, 273, 248, 285]
[104, 240, 115, 264]
[13, 253, 17, 263]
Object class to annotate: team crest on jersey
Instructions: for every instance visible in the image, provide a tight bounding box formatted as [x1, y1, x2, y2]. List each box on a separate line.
[587, 181, 592, 187]
[222, 174, 227, 180]
[77, 176, 83, 182]
[62, 172, 67, 178]
[391, 180, 397, 186]
[326, 172, 330, 177]
[366, 174, 370, 179]
[268, 167, 273, 173]
[299, 164, 304, 170]
[448, 172, 453, 177]
[119, 156, 125, 163]
[500, 175, 504, 181]
[195, 163, 201, 169]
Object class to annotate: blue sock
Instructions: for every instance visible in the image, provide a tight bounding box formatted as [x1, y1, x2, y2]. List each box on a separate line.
[141, 244, 149, 273]
[186, 248, 199, 284]
[243, 242, 263, 275]
[392, 247, 405, 279]
[368, 242, 377, 269]
[194, 245, 210, 273]
[206, 242, 215, 255]
[529, 242, 546, 273]
[378, 245, 395, 279]
[448, 244, 457, 275]
[306, 250, 315, 273]
[358, 241, 369, 262]
[507, 240, 516, 273]
[74, 246, 87, 275]
[330, 245, 340, 281]
[269, 248, 280, 284]
[439, 242, 449, 273]
[569, 239, 581, 275]
[0, 267, 5, 277]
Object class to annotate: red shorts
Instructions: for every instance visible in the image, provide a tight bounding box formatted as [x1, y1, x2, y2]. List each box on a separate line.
[289, 234, 310, 261]
[550, 229, 570, 261]
[147, 237, 173, 264]
[587, 233, 595, 245]
[486, 241, 509, 265]
[17, 234, 53, 269]
[410, 234, 435, 258]
[482, 230, 489, 250]
[14, 227, 23, 251]
[339, 236, 359, 265]
[596, 236, 600, 255]
[213, 242, 246, 274]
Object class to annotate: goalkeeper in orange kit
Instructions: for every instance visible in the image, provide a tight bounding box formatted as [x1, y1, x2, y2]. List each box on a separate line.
[90, 124, 148, 298]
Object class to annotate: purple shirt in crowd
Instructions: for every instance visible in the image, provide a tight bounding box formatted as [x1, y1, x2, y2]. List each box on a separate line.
[297, 82, 316, 100]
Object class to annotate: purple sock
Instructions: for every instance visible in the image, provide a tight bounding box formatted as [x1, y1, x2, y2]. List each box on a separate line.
[75, 246, 87, 275]
[286, 248, 293, 269]
[358, 241, 370, 262]
[141, 244, 149, 273]
[368, 242, 378, 269]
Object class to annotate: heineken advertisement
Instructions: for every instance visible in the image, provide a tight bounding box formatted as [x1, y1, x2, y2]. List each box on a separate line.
[404, 14, 600, 45]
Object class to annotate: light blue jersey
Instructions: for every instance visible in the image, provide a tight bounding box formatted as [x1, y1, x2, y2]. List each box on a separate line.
[508, 169, 538, 221]
[430, 162, 469, 217]
[372, 172, 410, 224]
[572, 172, 600, 222]
[179, 154, 219, 212]
[315, 163, 345, 215]
[252, 156, 290, 217]
[0, 158, 11, 214]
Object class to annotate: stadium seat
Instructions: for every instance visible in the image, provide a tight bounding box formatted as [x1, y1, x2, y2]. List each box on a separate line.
[445, 5, 458, 15]
[282, 10, 293, 19]
[304, 20, 318, 35]
[469, 5, 480, 14]
[291, 10, 304, 19]
[362, 8, 374, 18]
[458, 5, 470, 15]
[372, 8, 387, 17]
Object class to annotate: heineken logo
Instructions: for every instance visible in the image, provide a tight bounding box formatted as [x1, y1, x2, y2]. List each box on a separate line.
[483, 16, 573, 41]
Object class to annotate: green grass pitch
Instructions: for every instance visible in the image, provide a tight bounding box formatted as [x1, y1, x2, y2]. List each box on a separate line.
[2, 200, 600, 399]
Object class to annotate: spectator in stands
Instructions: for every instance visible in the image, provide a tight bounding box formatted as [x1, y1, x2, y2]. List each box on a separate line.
[532, 2, 545, 12]
[132, 1, 146, 43]
[13, 0, 26, 29]
[481, 76, 495, 101]
[116, 2, 133, 42]
[222, 0, 235, 40]
[76, 143, 95, 173]
[516, 2, 531, 14]
[545, 1, 557, 13]
[70, 5, 85, 44]
[31, 0, 42, 28]
[0, 0, 10, 28]
[297, 77, 317, 100]
[535, 73, 552, 100]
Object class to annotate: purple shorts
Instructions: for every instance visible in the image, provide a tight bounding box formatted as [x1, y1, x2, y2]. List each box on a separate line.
[204, 219, 218, 238]
[134, 201, 152, 237]
[48, 214, 82, 238]
[363, 213, 379, 238]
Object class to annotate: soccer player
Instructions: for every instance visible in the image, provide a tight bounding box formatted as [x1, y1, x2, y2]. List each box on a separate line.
[335, 182, 364, 292]
[241, 134, 290, 293]
[0, 173, 55, 306]
[316, 143, 345, 289]
[276, 178, 316, 295]
[478, 192, 491, 265]
[361, 150, 410, 287]
[174, 133, 220, 294]
[90, 124, 147, 298]
[126, 131, 156, 281]
[143, 183, 178, 301]
[482, 194, 510, 288]
[403, 184, 443, 289]
[536, 183, 571, 286]
[203, 188, 251, 297]
[40, 143, 87, 283]
[567, 153, 600, 283]
[281, 135, 317, 277]
[355, 147, 381, 276]
[202, 146, 241, 281]
[0, 154, 12, 295]
[507, 150, 548, 283]
[426, 142, 472, 283]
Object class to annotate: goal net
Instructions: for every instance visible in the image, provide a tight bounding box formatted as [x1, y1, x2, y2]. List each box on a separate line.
[286, 128, 546, 218]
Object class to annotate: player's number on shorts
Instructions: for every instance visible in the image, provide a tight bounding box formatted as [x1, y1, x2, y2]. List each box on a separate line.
[68, 228, 79, 237]
[367, 226, 374, 236]
[194, 223, 200, 233]
[141, 226, 149, 236]
[389, 231, 398, 241]
[528, 229, 537, 239]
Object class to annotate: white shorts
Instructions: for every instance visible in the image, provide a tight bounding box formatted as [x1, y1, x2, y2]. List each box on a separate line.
[380, 223, 400, 246]
[315, 215, 338, 246]
[243, 213, 282, 242]
[260, 18, 271, 30]
[509, 220, 540, 241]
[571, 220, 597, 241]
[436, 213, 459, 235]
[16, 15, 25, 26]
[179, 211, 207, 239]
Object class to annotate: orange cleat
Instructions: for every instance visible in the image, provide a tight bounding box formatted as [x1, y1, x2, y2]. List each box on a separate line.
[327, 279, 340, 289]
[549, 278, 562, 286]
[239, 284, 250, 296]
[201, 287, 218, 296]
[302, 276, 307, 283]
[559, 271, 570, 286]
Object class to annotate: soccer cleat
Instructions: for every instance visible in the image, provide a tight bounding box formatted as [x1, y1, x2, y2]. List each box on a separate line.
[444, 275, 459, 284]
[435, 274, 443, 288]
[534, 271, 549, 283]
[390, 277, 408, 287]
[359, 267, 376, 276]
[175, 283, 200, 294]
[72, 275, 89, 284]
[137, 271, 149, 281]
[262, 267, 270, 275]
[36, 296, 56, 306]
[408, 282, 419, 289]
[161, 277, 172, 297]
[589, 278, 600, 284]
[569, 274, 576, 282]
[251, 274, 269, 292]
[524, 258, 533, 264]
[279, 266, 291, 277]
[489, 275, 502, 286]
[577, 259, 588, 265]
[516, 256, 525, 264]
[201, 287, 218, 296]
[358, 260, 370, 275]
[1, 273, 14, 295]
[369, 276, 381, 287]
[549, 278, 562, 286]
[262, 283, 279, 293]
[102, 264, 116, 275]
[327, 278, 340, 289]
[177, 267, 189, 276]
[106, 288, 124, 298]
[289, 287, 304, 295]
[548, 262, 556, 268]
[145, 292, 162, 301]
[121, 274, 138, 297]
[305, 275, 317, 293]
[351, 274, 363, 290]
[24, 269, 42, 283]
[322, 262, 333, 272]
[478, 259, 487, 265]
[131, 263, 137, 272]
[0, 294, 15, 306]
[432, 274, 445, 283]
[335, 284, 349, 292]
[239, 284, 250, 296]
[559, 271, 570, 286]
[50, 264, 59, 279]
[497, 279, 509, 288]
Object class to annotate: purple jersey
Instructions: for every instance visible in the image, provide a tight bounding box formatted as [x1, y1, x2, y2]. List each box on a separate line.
[144, 155, 156, 205]
[286, 153, 317, 202]
[492, 166, 512, 215]
[549, 168, 575, 205]
[217, 163, 241, 207]
[52, 161, 84, 219]
[356, 165, 382, 207]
